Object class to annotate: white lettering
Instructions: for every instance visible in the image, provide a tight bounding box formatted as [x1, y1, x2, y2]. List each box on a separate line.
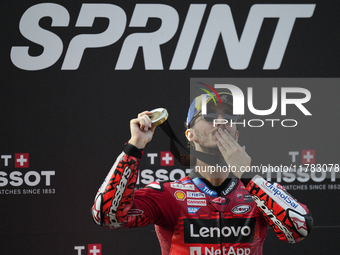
[248, 87, 278, 115]
[193, 4, 315, 70]
[169, 169, 186, 180]
[281, 88, 312, 115]
[271, 167, 337, 183]
[74, 246, 85, 255]
[289, 151, 299, 163]
[281, 119, 298, 127]
[170, 5, 206, 70]
[11, 4, 316, 71]
[108, 166, 131, 228]
[190, 224, 251, 238]
[9, 171, 23, 186]
[11, 3, 69, 70]
[116, 4, 178, 70]
[24, 171, 40, 186]
[190, 224, 199, 237]
[247, 119, 264, 128]
[200, 227, 210, 237]
[0, 171, 55, 187]
[62, 4, 126, 70]
[140, 169, 154, 184]
[155, 169, 169, 182]
[1, 155, 12, 166]
[147, 153, 158, 164]
[41, 171, 55, 186]
[190, 247, 201, 255]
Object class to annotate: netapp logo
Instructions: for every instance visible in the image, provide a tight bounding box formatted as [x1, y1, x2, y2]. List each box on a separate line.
[11, 3, 315, 71]
[184, 218, 255, 244]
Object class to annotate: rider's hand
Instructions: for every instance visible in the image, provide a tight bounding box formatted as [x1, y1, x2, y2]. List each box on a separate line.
[128, 111, 157, 149]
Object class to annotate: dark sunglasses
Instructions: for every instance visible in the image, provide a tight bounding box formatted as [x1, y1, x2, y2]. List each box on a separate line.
[201, 111, 239, 123]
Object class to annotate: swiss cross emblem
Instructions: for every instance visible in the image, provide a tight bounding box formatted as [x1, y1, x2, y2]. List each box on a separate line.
[302, 150, 315, 164]
[15, 153, 29, 168]
[160, 151, 174, 166]
[88, 244, 102, 255]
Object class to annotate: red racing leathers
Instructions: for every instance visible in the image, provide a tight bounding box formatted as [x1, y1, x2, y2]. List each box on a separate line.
[91, 144, 313, 255]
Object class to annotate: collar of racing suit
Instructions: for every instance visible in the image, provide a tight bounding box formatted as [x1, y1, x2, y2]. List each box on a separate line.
[189, 170, 239, 197]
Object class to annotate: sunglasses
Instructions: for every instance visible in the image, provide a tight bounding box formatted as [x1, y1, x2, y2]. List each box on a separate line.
[201, 110, 239, 123]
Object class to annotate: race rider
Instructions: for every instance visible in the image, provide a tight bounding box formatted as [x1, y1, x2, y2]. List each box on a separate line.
[91, 92, 313, 255]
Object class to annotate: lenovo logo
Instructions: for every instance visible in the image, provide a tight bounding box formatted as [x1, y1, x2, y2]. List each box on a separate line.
[184, 218, 255, 244]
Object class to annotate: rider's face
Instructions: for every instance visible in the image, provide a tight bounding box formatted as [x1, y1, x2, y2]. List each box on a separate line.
[188, 104, 239, 154]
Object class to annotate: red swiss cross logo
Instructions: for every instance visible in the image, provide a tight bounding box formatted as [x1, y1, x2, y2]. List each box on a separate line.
[15, 153, 29, 168]
[302, 150, 315, 164]
[88, 244, 102, 255]
[160, 151, 174, 166]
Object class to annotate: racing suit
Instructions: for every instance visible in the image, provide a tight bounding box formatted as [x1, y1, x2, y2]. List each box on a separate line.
[91, 144, 313, 255]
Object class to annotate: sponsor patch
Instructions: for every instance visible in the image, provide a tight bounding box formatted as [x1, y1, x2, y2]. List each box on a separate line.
[170, 183, 195, 190]
[189, 246, 250, 255]
[260, 180, 307, 214]
[187, 191, 205, 198]
[235, 190, 252, 203]
[232, 205, 252, 214]
[221, 178, 238, 196]
[187, 199, 207, 206]
[209, 197, 230, 212]
[160, 151, 174, 166]
[184, 218, 256, 244]
[174, 190, 186, 201]
[244, 194, 253, 201]
[188, 207, 200, 214]
[211, 197, 227, 204]
[192, 177, 217, 197]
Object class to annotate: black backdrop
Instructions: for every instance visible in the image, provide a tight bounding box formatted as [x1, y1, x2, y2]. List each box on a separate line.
[1, 0, 340, 254]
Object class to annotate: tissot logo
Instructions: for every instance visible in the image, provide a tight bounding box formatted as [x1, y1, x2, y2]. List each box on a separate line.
[0, 153, 55, 191]
[1, 153, 29, 168]
[74, 244, 102, 255]
[183, 218, 255, 244]
[160, 151, 174, 166]
[301, 150, 315, 164]
[14, 153, 29, 168]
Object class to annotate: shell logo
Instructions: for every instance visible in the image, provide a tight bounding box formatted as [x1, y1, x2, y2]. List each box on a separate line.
[174, 190, 186, 201]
